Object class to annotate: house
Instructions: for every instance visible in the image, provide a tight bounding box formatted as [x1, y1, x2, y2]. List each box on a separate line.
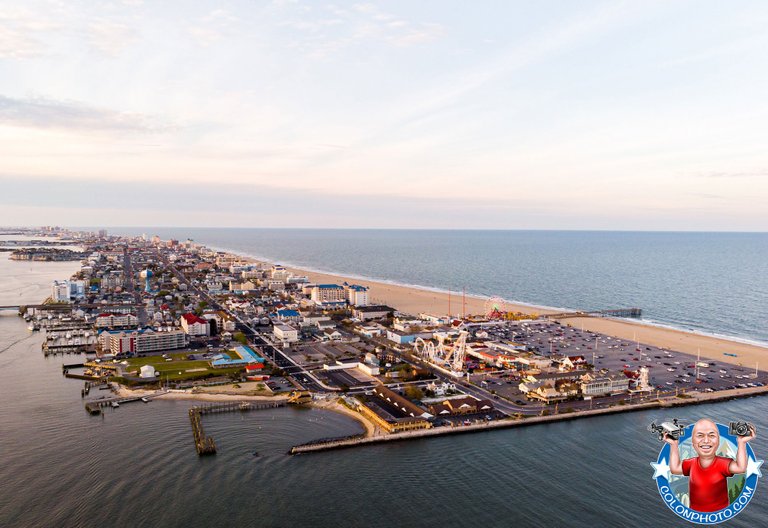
[425, 380, 456, 396]
[322, 330, 343, 341]
[527, 385, 569, 404]
[180, 313, 210, 336]
[276, 309, 301, 323]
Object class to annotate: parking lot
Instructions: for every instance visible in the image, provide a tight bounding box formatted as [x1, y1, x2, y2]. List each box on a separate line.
[286, 342, 368, 369]
[471, 320, 767, 397]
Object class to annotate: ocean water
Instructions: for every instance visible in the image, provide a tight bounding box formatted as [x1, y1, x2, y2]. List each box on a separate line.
[108, 228, 768, 344]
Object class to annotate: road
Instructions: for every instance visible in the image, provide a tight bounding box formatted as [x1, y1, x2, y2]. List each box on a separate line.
[123, 248, 148, 325]
[156, 251, 326, 392]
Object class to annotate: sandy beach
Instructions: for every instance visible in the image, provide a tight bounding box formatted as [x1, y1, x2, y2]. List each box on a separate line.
[273, 263, 768, 370]
[154, 391, 289, 403]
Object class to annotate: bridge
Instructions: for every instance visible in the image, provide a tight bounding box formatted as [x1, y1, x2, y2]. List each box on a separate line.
[0, 303, 144, 313]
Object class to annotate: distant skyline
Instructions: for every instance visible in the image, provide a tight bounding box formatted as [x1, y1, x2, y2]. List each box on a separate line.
[1, 1, 768, 230]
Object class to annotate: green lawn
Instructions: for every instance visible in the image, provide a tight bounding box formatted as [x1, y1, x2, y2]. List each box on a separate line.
[124, 351, 205, 367]
[154, 366, 244, 382]
[123, 351, 244, 381]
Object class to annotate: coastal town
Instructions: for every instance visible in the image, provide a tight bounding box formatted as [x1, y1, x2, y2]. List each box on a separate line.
[10, 227, 768, 455]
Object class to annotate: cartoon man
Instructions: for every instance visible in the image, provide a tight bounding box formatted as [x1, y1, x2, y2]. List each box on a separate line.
[666, 419, 756, 512]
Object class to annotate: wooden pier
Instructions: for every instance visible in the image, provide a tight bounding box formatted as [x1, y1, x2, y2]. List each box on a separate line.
[545, 307, 642, 319]
[188, 400, 286, 455]
[189, 408, 217, 455]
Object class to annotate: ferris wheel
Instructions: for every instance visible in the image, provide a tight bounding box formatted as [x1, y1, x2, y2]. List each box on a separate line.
[484, 296, 507, 317]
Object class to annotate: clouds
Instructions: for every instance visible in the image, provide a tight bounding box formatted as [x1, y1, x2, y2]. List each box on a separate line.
[0, 8, 58, 58]
[1, 1, 768, 230]
[86, 20, 137, 56]
[187, 8, 239, 46]
[273, 1, 445, 57]
[0, 94, 162, 132]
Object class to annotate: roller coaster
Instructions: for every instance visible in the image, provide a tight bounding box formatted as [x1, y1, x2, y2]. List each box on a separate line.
[413, 330, 470, 374]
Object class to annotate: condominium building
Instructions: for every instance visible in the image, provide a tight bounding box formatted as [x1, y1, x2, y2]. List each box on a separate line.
[310, 284, 346, 305]
[99, 328, 187, 355]
[95, 313, 139, 328]
[346, 284, 369, 306]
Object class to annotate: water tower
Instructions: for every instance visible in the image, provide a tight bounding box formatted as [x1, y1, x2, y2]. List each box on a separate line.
[140, 269, 154, 293]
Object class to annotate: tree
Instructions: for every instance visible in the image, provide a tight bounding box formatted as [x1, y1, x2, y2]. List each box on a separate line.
[404, 385, 424, 400]
[233, 332, 248, 345]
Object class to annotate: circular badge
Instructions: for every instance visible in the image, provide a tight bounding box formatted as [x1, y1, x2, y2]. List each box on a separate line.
[651, 422, 763, 524]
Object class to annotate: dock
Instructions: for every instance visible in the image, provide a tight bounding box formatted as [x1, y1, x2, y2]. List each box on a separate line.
[83, 392, 164, 414]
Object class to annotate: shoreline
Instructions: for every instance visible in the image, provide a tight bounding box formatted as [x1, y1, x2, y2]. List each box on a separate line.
[212, 249, 768, 370]
[208, 245, 768, 348]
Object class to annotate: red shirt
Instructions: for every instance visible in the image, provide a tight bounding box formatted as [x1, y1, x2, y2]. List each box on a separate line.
[682, 456, 734, 512]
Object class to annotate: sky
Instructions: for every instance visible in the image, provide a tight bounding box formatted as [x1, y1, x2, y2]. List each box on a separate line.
[1, 0, 767, 230]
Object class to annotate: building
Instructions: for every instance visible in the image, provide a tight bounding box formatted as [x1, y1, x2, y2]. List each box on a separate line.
[229, 280, 257, 292]
[354, 385, 433, 434]
[180, 313, 210, 336]
[266, 279, 285, 291]
[346, 284, 369, 306]
[51, 279, 86, 302]
[51, 280, 70, 302]
[580, 374, 630, 396]
[527, 384, 570, 404]
[210, 345, 266, 368]
[100, 271, 123, 291]
[310, 284, 346, 305]
[99, 328, 187, 355]
[355, 324, 385, 338]
[95, 313, 139, 329]
[139, 365, 156, 378]
[352, 305, 394, 321]
[428, 396, 494, 416]
[273, 324, 298, 344]
[276, 309, 301, 323]
[271, 265, 289, 280]
[386, 329, 432, 345]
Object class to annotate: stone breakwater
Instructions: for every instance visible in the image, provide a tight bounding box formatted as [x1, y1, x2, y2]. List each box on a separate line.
[291, 385, 768, 454]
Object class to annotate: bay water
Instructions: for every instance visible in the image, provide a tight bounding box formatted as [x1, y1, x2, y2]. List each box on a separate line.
[2, 229, 766, 527]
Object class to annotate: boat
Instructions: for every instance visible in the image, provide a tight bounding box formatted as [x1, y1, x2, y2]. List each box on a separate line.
[110, 401, 120, 408]
[141, 397, 149, 403]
